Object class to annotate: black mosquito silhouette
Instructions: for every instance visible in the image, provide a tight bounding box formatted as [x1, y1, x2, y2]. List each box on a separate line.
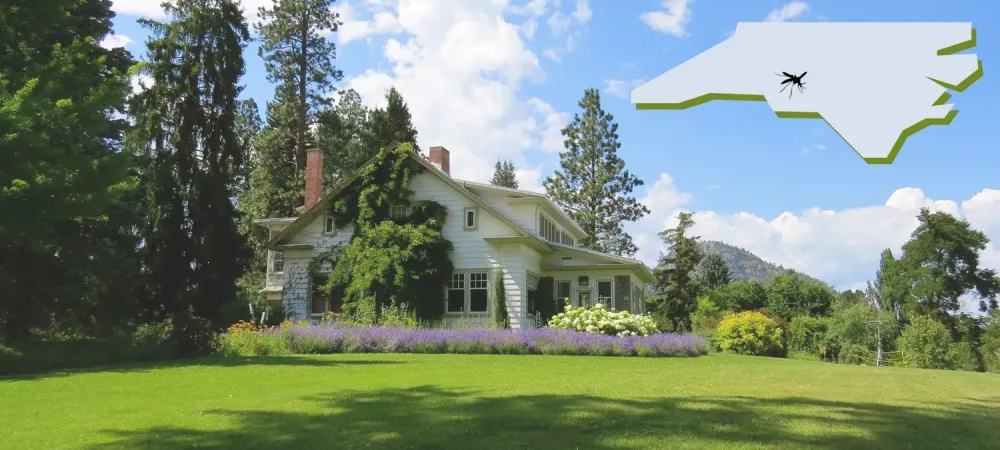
[776, 71, 807, 98]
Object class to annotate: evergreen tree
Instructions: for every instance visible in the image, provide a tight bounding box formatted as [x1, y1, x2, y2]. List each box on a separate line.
[366, 87, 420, 154]
[0, 0, 139, 338]
[317, 88, 372, 179]
[544, 88, 649, 257]
[490, 159, 519, 189]
[695, 253, 732, 289]
[130, 0, 252, 328]
[652, 212, 704, 331]
[255, 0, 343, 170]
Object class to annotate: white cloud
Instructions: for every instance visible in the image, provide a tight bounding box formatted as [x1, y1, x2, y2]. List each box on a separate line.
[640, 0, 692, 38]
[628, 181, 1000, 303]
[765, 2, 809, 22]
[542, 48, 561, 63]
[100, 34, 133, 49]
[515, 166, 546, 193]
[331, 0, 403, 45]
[521, 19, 539, 39]
[508, 0, 548, 17]
[603, 78, 646, 99]
[345, 0, 562, 184]
[547, 0, 591, 34]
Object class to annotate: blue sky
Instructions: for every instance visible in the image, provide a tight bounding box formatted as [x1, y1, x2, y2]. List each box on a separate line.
[105, 0, 1000, 303]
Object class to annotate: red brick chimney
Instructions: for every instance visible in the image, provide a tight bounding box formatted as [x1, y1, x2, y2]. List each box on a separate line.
[429, 146, 450, 176]
[304, 146, 323, 210]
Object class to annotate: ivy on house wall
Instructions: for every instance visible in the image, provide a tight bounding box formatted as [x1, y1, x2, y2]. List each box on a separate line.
[314, 143, 455, 323]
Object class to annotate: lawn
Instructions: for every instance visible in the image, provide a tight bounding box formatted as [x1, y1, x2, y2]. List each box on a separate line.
[1, 353, 998, 450]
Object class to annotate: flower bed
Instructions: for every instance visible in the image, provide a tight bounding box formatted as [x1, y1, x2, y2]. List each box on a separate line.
[219, 324, 708, 358]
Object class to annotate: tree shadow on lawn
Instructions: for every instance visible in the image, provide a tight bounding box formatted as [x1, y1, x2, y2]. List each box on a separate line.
[1, 356, 401, 382]
[90, 385, 1000, 450]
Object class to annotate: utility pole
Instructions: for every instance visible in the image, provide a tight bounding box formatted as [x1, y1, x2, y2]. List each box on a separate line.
[870, 318, 887, 367]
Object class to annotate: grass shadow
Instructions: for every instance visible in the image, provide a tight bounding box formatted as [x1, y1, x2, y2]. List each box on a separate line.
[0, 356, 402, 382]
[89, 385, 1000, 450]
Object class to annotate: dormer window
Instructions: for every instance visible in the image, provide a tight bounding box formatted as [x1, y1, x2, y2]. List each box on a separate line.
[463, 207, 478, 230]
[539, 213, 572, 245]
[323, 216, 335, 233]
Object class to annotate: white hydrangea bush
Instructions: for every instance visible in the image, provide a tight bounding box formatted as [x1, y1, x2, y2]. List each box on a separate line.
[547, 303, 659, 337]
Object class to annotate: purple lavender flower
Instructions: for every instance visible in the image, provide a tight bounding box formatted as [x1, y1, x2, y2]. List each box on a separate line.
[282, 325, 707, 357]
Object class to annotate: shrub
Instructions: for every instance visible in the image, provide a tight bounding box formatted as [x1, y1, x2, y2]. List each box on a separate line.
[982, 317, 1000, 374]
[279, 325, 707, 357]
[949, 341, 983, 372]
[547, 303, 659, 337]
[898, 315, 955, 370]
[788, 315, 829, 355]
[715, 311, 785, 357]
[493, 269, 509, 329]
[691, 296, 727, 331]
[216, 322, 288, 357]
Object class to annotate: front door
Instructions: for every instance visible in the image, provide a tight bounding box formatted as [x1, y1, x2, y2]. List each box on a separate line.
[574, 288, 594, 307]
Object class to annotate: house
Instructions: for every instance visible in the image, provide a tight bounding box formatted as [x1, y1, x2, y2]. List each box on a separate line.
[254, 145, 654, 329]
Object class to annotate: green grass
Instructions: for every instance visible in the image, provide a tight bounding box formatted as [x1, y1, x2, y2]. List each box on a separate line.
[1, 354, 998, 449]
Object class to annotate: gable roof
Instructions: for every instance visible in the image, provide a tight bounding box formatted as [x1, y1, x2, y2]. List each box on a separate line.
[262, 145, 541, 248]
[546, 241, 655, 283]
[458, 180, 587, 238]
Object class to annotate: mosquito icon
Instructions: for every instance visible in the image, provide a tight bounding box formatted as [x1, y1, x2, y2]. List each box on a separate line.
[776, 71, 807, 98]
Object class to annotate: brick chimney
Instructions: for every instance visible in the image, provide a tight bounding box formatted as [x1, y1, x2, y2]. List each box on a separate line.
[429, 146, 450, 176]
[304, 146, 323, 210]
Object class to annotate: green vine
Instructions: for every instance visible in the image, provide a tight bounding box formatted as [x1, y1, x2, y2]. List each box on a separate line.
[314, 143, 454, 323]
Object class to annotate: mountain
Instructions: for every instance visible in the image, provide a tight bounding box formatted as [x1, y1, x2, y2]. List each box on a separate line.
[657, 240, 822, 284]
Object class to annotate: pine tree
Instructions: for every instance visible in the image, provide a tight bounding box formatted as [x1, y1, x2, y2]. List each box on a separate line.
[544, 88, 649, 257]
[366, 87, 419, 154]
[317, 88, 373, 179]
[490, 159, 519, 189]
[255, 0, 343, 170]
[695, 253, 732, 289]
[653, 212, 704, 332]
[131, 0, 252, 328]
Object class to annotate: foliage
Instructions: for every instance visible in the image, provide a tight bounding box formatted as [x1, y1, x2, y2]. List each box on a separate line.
[543, 88, 649, 257]
[981, 315, 1000, 373]
[365, 87, 420, 155]
[764, 274, 836, 320]
[897, 315, 956, 370]
[547, 303, 660, 338]
[712, 280, 769, 312]
[319, 143, 454, 323]
[331, 300, 420, 329]
[824, 300, 898, 365]
[0, 0, 139, 339]
[787, 315, 830, 356]
[652, 212, 704, 332]
[255, 0, 343, 170]
[493, 270, 510, 329]
[869, 249, 907, 322]
[695, 254, 733, 289]
[129, 0, 252, 328]
[897, 208, 999, 326]
[690, 296, 727, 331]
[490, 159, 519, 188]
[715, 311, 785, 357]
[948, 341, 982, 372]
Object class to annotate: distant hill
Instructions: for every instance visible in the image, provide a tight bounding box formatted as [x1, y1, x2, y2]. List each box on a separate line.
[658, 240, 822, 284]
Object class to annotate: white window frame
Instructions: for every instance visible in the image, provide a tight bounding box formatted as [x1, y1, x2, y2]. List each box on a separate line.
[389, 204, 417, 220]
[269, 250, 284, 273]
[463, 207, 479, 230]
[596, 279, 613, 307]
[556, 280, 571, 308]
[525, 271, 540, 316]
[323, 215, 336, 234]
[446, 270, 490, 314]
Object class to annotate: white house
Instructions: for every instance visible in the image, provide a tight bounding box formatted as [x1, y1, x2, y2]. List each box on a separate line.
[254, 145, 654, 329]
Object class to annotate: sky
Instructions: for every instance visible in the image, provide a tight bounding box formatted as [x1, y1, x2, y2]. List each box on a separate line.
[105, 0, 1000, 310]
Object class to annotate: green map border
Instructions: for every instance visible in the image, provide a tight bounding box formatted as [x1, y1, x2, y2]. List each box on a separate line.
[634, 28, 983, 164]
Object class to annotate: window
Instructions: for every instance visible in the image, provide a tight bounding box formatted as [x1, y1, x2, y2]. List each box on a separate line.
[323, 216, 335, 233]
[470, 272, 488, 313]
[269, 251, 284, 273]
[447, 273, 465, 313]
[526, 272, 539, 315]
[578, 290, 592, 307]
[597, 280, 612, 306]
[463, 207, 478, 230]
[310, 276, 342, 317]
[447, 271, 489, 313]
[557, 281, 571, 308]
[390, 205, 414, 220]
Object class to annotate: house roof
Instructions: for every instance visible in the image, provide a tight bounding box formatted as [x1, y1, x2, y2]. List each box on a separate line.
[456, 180, 587, 238]
[546, 241, 655, 283]
[260, 145, 543, 248]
